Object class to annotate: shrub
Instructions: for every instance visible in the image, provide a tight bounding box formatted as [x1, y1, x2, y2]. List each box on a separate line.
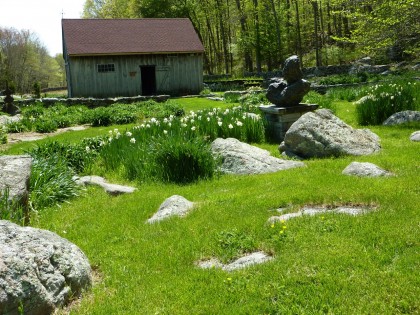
[91, 107, 114, 126]
[109, 105, 138, 125]
[6, 120, 30, 133]
[34, 118, 58, 133]
[33, 82, 41, 98]
[356, 80, 419, 125]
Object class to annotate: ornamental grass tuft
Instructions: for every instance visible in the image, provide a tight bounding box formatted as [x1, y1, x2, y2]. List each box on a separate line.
[356, 80, 419, 125]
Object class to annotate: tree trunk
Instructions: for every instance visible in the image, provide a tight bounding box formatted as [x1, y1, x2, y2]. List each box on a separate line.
[312, 0, 321, 67]
[253, 0, 262, 73]
[268, 0, 282, 67]
[294, 0, 302, 66]
[234, 0, 253, 72]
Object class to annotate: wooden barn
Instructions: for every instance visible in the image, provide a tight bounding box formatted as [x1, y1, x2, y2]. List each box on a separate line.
[61, 18, 204, 98]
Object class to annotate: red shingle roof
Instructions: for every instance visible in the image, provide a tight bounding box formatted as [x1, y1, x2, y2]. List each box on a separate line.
[62, 18, 204, 56]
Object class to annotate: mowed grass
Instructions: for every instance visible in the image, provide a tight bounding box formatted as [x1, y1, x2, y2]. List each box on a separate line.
[6, 100, 420, 314]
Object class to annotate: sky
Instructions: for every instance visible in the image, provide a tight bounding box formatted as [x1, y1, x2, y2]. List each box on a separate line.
[0, 0, 86, 56]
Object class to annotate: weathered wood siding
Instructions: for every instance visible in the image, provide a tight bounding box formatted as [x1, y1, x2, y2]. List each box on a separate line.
[66, 54, 203, 98]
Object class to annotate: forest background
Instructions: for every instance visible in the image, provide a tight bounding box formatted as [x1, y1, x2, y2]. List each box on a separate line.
[1, 0, 419, 94]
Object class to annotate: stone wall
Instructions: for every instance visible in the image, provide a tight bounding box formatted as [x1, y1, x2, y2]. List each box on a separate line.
[1, 94, 170, 108]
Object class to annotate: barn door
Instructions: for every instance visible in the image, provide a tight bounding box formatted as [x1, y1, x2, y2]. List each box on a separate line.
[140, 66, 156, 95]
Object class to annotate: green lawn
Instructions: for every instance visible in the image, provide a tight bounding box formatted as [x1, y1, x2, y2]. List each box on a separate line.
[4, 99, 420, 314]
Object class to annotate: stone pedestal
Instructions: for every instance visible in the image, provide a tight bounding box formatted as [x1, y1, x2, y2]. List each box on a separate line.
[259, 103, 319, 142]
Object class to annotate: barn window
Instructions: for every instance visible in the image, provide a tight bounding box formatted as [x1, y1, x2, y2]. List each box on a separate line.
[97, 64, 115, 73]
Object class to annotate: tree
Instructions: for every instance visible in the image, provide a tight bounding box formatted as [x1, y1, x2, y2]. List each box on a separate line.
[0, 27, 65, 93]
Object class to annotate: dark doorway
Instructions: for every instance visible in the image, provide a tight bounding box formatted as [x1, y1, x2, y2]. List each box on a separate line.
[140, 66, 156, 95]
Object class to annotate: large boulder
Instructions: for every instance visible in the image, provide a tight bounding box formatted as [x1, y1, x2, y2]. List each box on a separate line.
[0, 155, 32, 211]
[211, 138, 305, 175]
[383, 110, 420, 126]
[279, 109, 381, 159]
[0, 220, 92, 315]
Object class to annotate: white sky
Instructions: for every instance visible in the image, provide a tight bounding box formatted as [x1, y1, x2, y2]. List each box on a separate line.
[0, 0, 86, 56]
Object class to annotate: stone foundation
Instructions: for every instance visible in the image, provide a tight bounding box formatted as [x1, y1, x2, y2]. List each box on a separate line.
[259, 103, 319, 143]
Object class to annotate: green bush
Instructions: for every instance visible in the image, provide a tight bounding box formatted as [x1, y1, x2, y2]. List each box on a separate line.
[6, 120, 29, 133]
[34, 119, 58, 133]
[33, 82, 41, 98]
[356, 80, 419, 125]
[91, 107, 114, 126]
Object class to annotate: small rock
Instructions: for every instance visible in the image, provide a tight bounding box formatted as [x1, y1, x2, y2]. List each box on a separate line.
[75, 175, 136, 196]
[223, 252, 273, 271]
[342, 162, 393, 177]
[196, 258, 224, 269]
[409, 131, 420, 142]
[147, 195, 194, 223]
[268, 205, 373, 222]
[196, 252, 273, 271]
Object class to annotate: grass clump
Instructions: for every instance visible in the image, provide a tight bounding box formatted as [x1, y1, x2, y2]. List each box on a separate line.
[303, 91, 336, 112]
[356, 80, 419, 125]
[215, 229, 258, 263]
[0, 187, 25, 224]
[99, 105, 265, 184]
[27, 139, 104, 174]
[28, 155, 81, 211]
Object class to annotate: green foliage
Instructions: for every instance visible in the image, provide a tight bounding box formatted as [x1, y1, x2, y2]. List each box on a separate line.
[317, 73, 380, 86]
[356, 80, 419, 125]
[101, 127, 218, 184]
[34, 118, 58, 133]
[28, 154, 80, 210]
[326, 86, 370, 102]
[216, 229, 258, 263]
[303, 91, 336, 112]
[90, 107, 114, 127]
[0, 126, 7, 144]
[5, 120, 29, 133]
[0, 187, 25, 224]
[33, 81, 41, 98]
[27, 139, 104, 174]
[153, 135, 217, 184]
[99, 104, 265, 184]
[5, 97, 420, 314]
